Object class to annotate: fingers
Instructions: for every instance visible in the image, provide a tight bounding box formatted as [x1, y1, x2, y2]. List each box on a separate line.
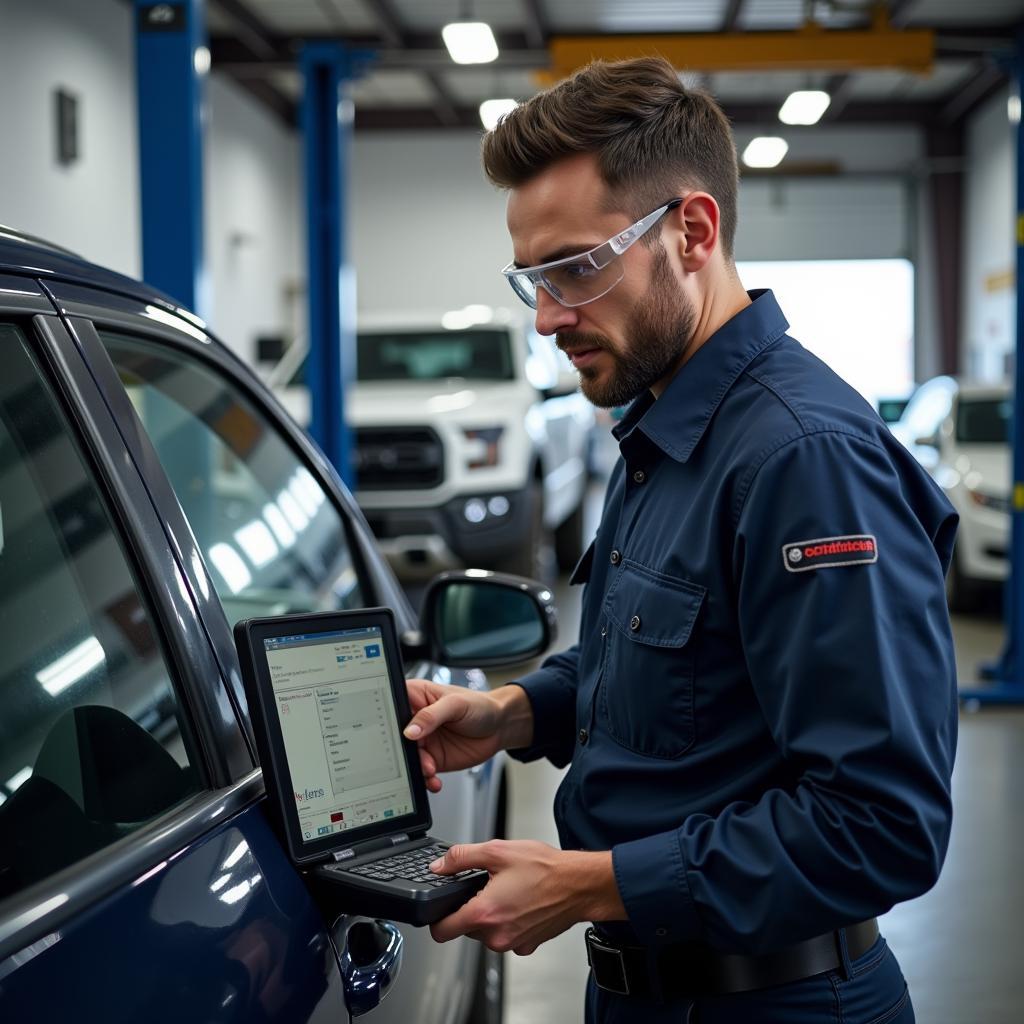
[403, 692, 466, 741]
[429, 840, 500, 876]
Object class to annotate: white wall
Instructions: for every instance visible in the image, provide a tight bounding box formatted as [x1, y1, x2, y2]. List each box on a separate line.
[205, 73, 302, 360]
[350, 128, 921, 317]
[962, 86, 1015, 381]
[0, 0, 140, 276]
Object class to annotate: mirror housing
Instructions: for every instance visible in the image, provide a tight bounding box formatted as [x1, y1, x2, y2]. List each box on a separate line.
[419, 570, 557, 668]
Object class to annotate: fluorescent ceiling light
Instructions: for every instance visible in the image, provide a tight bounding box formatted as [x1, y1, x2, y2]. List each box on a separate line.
[263, 503, 297, 548]
[234, 520, 279, 568]
[36, 636, 106, 697]
[442, 21, 499, 64]
[480, 98, 517, 130]
[208, 543, 253, 594]
[779, 90, 831, 125]
[742, 137, 789, 169]
[5, 766, 33, 793]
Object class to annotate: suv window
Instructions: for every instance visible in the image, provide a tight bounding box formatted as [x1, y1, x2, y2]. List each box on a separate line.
[99, 333, 364, 624]
[956, 397, 1010, 444]
[0, 324, 202, 901]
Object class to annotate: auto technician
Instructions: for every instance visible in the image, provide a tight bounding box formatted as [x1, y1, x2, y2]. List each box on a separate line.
[404, 56, 958, 1023]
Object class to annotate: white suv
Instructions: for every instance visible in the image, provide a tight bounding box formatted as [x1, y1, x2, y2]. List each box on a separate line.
[272, 309, 595, 579]
[891, 377, 1011, 610]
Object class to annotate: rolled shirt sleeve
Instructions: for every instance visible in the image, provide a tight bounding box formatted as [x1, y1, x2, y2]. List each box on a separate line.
[612, 430, 959, 951]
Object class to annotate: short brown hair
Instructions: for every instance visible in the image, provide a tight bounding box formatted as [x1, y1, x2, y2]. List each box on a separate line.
[482, 56, 739, 258]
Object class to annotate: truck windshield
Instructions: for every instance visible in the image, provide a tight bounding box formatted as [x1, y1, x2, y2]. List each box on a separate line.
[357, 329, 514, 382]
[287, 329, 515, 385]
[956, 397, 1011, 444]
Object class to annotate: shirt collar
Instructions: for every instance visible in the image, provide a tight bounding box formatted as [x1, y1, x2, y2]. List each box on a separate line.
[612, 289, 789, 462]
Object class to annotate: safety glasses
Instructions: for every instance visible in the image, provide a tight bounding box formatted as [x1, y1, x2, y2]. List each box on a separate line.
[501, 198, 682, 310]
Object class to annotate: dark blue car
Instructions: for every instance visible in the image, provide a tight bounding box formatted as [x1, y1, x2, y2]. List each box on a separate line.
[0, 228, 548, 1023]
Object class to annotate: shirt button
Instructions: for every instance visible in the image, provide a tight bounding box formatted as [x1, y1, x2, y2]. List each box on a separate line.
[601, 626, 608, 638]
[578, 728, 589, 745]
[610, 549, 621, 565]
[630, 615, 641, 631]
[655, 927, 668, 938]
[633, 469, 646, 484]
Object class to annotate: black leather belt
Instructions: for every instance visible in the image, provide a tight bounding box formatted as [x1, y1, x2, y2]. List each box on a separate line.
[585, 918, 879, 999]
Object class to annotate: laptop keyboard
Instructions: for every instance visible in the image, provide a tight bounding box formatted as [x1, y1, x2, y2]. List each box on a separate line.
[347, 843, 480, 887]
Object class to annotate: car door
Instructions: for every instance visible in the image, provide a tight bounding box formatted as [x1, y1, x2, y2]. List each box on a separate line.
[0, 276, 354, 1023]
[43, 281, 493, 1024]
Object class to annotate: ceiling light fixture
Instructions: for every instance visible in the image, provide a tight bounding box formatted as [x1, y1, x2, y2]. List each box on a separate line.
[480, 98, 517, 130]
[442, 20, 499, 65]
[742, 137, 789, 169]
[779, 90, 831, 125]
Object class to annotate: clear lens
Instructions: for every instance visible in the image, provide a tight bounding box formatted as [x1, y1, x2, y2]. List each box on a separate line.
[507, 272, 538, 309]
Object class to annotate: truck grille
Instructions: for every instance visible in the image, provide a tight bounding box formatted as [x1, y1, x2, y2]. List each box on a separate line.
[353, 427, 444, 489]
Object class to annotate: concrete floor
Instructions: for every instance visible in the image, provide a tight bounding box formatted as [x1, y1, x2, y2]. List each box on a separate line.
[495, 466, 1024, 1023]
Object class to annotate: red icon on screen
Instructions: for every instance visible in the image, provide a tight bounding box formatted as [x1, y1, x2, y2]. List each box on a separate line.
[330, 812, 344, 823]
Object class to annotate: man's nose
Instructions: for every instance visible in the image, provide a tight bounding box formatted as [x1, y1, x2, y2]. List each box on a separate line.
[534, 286, 579, 336]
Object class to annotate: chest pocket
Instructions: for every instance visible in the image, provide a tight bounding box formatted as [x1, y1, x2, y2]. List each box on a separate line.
[599, 560, 705, 759]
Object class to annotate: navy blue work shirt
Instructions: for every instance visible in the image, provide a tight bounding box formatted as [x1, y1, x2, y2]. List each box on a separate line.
[511, 290, 959, 955]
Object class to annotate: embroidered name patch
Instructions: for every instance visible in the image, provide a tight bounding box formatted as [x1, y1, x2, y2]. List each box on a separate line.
[782, 534, 878, 573]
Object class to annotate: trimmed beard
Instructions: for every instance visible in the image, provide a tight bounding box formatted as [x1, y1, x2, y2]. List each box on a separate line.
[558, 247, 696, 409]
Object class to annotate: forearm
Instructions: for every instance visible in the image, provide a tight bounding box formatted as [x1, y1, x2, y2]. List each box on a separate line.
[567, 850, 628, 922]
[492, 683, 535, 750]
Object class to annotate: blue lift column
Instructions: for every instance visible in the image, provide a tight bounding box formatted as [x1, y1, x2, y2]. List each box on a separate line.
[963, 33, 1024, 706]
[301, 43, 373, 487]
[134, 0, 207, 317]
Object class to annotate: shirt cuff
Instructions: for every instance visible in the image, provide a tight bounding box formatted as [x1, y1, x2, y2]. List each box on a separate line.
[612, 830, 703, 945]
[503, 671, 575, 767]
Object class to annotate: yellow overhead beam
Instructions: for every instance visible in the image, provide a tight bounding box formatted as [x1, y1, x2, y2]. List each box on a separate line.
[543, 24, 935, 81]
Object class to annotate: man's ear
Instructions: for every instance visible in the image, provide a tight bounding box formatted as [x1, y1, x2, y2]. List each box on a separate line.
[674, 193, 720, 273]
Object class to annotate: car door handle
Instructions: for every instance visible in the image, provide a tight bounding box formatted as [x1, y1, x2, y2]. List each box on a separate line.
[332, 916, 404, 1018]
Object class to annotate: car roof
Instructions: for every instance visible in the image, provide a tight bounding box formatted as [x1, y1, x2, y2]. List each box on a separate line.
[0, 226, 207, 332]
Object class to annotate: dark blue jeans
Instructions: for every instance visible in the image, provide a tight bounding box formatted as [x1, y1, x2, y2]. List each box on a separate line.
[585, 937, 914, 1024]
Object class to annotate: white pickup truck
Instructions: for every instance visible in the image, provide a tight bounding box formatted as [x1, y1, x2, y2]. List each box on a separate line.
[270, 309, 595, 580]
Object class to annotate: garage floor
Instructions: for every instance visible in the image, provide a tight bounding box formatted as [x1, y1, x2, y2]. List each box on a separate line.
[497, 455, 1024, 1024]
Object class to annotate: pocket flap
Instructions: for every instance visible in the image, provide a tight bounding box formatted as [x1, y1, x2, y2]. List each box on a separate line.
[604, 560, 706, 647]
[569, 539, 596, 586]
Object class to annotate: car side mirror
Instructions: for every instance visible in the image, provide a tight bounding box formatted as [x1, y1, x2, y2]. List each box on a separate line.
[418, 571, 557, 668]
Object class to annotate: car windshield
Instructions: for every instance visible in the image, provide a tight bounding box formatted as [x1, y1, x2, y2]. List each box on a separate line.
[288, 329, 514, 385]
[956, 397, 1011, 444]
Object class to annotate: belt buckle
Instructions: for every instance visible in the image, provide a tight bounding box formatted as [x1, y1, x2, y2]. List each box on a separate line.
[585, 927, 631, 996]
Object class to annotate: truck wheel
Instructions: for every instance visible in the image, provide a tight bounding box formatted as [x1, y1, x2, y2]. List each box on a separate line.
[554, 499, 585, 573]
[946, 546, 980, 613]
[465, 944, 504, 1024]
[499, 483, 554, 582]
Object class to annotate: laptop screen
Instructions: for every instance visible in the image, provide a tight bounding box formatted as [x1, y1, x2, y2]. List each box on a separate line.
[262, 625, 416, 845]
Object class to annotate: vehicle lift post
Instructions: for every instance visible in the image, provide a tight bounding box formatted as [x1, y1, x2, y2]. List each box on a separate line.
[134, 0, 208, 318]
[963, 32, 1024, 706]
[301, 43, 373, 489]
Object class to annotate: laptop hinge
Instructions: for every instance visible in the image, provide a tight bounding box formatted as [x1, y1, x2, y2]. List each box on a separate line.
[332, 848, 356, 863]
[389, 833, 411, 846]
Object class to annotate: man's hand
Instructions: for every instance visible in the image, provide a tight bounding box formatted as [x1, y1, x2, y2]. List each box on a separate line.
[426, 840, 627, 955]
[404, 681, 533, 793]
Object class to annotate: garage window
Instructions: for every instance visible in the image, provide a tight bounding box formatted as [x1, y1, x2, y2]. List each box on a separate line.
[99, 333, 364, 624]
[0, 324, 202, 902]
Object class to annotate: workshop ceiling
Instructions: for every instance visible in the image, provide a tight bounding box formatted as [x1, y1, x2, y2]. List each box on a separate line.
[205, 0, 1024, 133]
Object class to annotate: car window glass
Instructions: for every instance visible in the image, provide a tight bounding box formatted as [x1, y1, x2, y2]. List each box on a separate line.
[0, 324, 202, 902]
[956, 398, 1011, 444]
[98, 333, 364, 624]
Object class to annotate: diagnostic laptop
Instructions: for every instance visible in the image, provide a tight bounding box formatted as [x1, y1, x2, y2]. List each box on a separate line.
[234, 607, 488, 926]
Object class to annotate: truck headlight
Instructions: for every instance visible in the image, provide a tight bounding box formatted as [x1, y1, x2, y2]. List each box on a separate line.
[462, 426, 504, 470]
